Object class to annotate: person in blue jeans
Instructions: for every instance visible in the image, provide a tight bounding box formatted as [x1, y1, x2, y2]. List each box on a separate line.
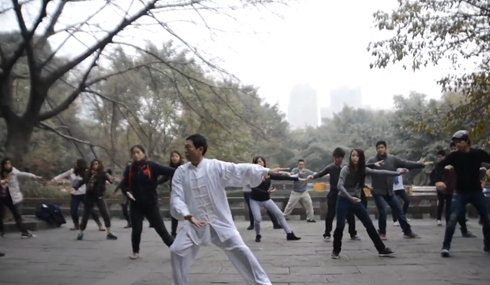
[435, 130, 490, 257]
[368, 140, 431, 239]
[332, 148, 403, 259]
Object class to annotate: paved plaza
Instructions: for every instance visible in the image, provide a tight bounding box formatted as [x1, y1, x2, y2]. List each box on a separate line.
[0, 218, 489, 285]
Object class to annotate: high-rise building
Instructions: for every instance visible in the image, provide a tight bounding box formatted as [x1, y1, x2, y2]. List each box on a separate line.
[330, 87, 362, 114]
[320, 107, 332, 124]
[287, 84, 318, 130]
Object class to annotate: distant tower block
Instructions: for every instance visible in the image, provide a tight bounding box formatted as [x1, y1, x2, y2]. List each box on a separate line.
[288, 84, 318, 130]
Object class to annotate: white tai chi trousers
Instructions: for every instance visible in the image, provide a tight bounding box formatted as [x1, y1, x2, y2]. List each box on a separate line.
[170, 227, 271, 285]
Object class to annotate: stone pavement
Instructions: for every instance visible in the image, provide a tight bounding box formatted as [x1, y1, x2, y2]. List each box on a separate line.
[0, 218, 489, 285]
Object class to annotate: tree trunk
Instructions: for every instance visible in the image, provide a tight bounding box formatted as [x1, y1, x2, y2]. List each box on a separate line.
[4, 118, 35, 169]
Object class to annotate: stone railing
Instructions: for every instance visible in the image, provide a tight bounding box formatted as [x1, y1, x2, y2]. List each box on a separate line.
[11, 184, 490, 221]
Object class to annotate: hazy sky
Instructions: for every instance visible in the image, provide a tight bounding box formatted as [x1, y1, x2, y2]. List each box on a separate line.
[1, 0, 453, 114]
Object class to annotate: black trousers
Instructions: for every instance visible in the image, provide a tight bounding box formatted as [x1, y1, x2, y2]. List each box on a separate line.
[324, 193, 356, 237]
[392, 190, 410, 222]
[130, 202, 173, 253]
[0, 197, 27, 234]
[120, 197, 131, 225]
[171, 217, 178, 235]
[71, 194, 100, 227]
[80, 197, 111, 231]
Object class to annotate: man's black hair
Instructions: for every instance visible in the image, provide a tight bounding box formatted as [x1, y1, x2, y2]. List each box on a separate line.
[298, 159, 305, 163]
[449, 142, 456, 148]
[332, 147, 346, 158]
[436, 150, 446, 157]
[186, 134, 208, 155]
[375, 140, 387, 147]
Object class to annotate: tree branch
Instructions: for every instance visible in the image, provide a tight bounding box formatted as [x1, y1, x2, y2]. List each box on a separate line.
[6, 0, 49, 75]
[37, 48, 103, 121]
[37, 121, 120, 168]
[43, 0, 158, 85]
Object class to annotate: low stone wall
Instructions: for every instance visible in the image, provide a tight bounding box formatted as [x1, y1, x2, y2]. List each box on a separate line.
[12, 194, 489, 222]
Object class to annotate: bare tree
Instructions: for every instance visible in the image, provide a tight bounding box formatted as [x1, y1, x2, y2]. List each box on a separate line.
[0, 0, 286, 167]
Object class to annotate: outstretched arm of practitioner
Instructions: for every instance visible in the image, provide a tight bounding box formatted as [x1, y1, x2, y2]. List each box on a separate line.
[366, 168, 407, 177]
[309, 164, 333, 179]
[12, 167, 42, 180]
[394, 156, 432, 170]
[216, 160, 289, 188]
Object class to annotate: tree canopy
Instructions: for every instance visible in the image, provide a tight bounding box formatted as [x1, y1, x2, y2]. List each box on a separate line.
[368, 0, 490, 144]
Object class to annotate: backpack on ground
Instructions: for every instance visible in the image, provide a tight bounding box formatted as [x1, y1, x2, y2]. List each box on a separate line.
[35, 203, 66, 227]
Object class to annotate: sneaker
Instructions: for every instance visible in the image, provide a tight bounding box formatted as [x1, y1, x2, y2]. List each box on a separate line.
[378, 247, 396, 257]
[437, 220, 442, 226]
[255, 234, 262, 242]
[393, 221, 399, 226]
[107, 233, 117, 240]
[247, 225, 254, 230]
[323, 235, 331, 241]
[286, 232, 301, 241]
[21, 232, 35, 239]
[331, 250, 340, 259]
[77, 233, 84, 240]
[462, 232, 477, 238]
[441, 248, 450, 257]
[403, 233, 420, 239]
[350, 235, 361, 241]
[379, 234, 387, 240]
[129, 253, 140, 260]
[307, 219, 316, 223]
[0, 252, 4, 257]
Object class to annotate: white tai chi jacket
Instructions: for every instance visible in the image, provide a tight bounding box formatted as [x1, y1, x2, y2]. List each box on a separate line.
[171, 158, 269, 246]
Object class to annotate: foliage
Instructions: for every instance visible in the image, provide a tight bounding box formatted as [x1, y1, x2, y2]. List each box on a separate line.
[0, 0, 287, 167]
[368, 0, 490, 143]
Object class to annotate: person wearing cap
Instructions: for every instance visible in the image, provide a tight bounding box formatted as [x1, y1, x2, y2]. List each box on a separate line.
[435, 130, 490, 257]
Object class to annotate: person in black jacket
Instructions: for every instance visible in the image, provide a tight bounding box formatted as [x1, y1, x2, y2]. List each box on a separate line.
[114, 161, 133, 228]
[122, 145, 176, 260]
[248, 156, 301, 242]
[73, 159, 116, 241]
[157, 151, 184, 238]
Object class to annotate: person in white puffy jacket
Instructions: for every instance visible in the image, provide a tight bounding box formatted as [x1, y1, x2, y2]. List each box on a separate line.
[0, 157, 41, 238]
[50, 159, 104, 231]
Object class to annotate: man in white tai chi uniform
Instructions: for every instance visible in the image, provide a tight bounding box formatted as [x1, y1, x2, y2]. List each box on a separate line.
[170, 134, 288, 285]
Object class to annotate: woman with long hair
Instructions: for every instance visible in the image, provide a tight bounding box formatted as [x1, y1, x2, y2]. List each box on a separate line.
[114, 161, 133, 228]
[244, 156, 282, 231]
[122, 145, 176, 259]
[0, 157, 41, 238]
[332, 149, 404, 259]
[167, 151, 184, 238]
[73, 159, 116, 240]
[248, 156, 301, 242]
[51, 159, 105, 231]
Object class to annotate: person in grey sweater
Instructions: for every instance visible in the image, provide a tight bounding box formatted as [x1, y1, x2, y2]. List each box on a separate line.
[367, 141, 431, 239]
[283, 159, 317, 222]
[332, 148, 402, 259]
